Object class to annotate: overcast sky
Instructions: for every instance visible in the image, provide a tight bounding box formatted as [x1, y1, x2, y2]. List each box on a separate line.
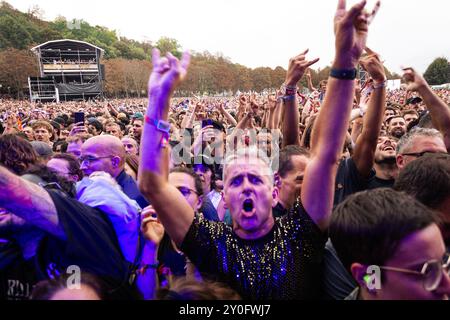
[7, 0, 450, 74]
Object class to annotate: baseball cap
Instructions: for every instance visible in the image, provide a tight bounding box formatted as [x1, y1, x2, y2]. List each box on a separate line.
[132, 112, 144, 120]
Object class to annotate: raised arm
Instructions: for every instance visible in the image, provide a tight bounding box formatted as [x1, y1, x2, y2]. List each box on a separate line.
[352, 48, 386, 177]
[218, 103, 238, 127]
[402, 67, 450, 151]
[282, 50, 319, 147]
[138, 49, 194, 247]
[305, 69, 317, 92]
[301, 0, 380, 231]
[0, 165, 65, 239]
[181, 102, 199, 129]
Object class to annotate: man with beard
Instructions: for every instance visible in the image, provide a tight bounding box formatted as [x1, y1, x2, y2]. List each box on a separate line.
[131, 115, 144, 144]
[367, 135, 398, 189]
[387, 115, 407, 139]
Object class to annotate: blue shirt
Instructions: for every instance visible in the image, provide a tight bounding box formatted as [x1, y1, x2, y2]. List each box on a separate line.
[116, 170, 150, 209]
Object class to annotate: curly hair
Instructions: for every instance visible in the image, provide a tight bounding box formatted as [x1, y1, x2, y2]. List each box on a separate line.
[0, 134, 39, 175]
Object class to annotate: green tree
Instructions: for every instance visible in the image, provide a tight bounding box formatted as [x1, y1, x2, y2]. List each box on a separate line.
[0, 14, 33, 49]
[424, 57, 450, 85]
[155, 37, 181, 58]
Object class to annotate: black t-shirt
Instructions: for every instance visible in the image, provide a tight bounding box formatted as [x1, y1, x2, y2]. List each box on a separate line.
[367, 175, 395, 190]
[1, 191, 138, 300]
[0, 241, 37, 300]
[157, 233, 187, 278]
[181, 202, 326, 300]
[334, 157, 376, 207]
[272, 202, 288, 219]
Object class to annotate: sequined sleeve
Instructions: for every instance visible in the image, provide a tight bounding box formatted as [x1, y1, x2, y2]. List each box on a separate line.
[180, 213, 230, 276]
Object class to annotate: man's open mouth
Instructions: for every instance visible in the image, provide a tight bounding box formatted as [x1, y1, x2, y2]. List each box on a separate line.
[243, 199, 254, 213]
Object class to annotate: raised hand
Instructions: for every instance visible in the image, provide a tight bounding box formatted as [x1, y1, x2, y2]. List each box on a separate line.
[401, 67, 429, 92]
[148, 49, 190, 116]
[285, 49, 320, 86]
[69, 122, 88, 136]
[141, 205, 165, 246]
[359, 47, 386, 83]
[239, 94, 247, 106]
[334, 0, 380, 69]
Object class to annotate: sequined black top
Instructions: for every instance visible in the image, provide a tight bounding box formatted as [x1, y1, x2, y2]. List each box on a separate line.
[181, 203, 326, 300]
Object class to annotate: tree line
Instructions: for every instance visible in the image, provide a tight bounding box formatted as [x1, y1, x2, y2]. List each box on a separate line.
[0, 1, 448, 99]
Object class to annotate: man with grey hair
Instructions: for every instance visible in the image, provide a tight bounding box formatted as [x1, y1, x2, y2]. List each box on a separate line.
[396, 127, 447, 171]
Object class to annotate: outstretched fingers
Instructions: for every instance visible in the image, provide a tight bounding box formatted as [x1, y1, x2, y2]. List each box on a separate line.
[180, 51, 191, 77]
[337, 0, 346, 12]
[306, 57, 320, 68]
[343, 0, 367, 25]
[401, 66, 415, 73]
[152, 48, 161, 67]
[365, 46, 375, 55]
[367, 1, 381, 24]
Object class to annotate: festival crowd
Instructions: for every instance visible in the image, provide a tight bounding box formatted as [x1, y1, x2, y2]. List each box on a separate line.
[0, 0, 449, 301]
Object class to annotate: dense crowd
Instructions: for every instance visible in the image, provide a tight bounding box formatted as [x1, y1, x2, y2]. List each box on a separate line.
[0, 0, 449, 301]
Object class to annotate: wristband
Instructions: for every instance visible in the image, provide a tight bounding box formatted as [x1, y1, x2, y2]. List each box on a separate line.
[135, 263, 159, 275]
[282, 95, 297, 102]
[372, 80, 387, 89]
[281, 83, 298, 96]
[330, 68, 357, 80]
[144, 115, 170, 148]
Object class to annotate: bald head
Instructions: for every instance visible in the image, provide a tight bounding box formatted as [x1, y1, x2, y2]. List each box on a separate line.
[83, 135, 126, 158]
[80, 135, 126, 178]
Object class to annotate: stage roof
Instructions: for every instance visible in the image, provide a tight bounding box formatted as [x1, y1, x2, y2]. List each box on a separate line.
[31, 39, 104, 55]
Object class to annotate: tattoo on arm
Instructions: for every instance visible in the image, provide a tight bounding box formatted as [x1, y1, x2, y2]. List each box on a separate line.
[0, 166, 66, 239]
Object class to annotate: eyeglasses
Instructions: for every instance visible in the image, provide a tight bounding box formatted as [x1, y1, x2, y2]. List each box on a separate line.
[79, 155, 114, 165]
[176, 186, 198, 198]
[379, 253, 450, 291]
[401, 151, 448, 158]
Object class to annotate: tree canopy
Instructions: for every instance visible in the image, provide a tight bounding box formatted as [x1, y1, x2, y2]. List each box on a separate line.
[424, 57, 450, 85]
